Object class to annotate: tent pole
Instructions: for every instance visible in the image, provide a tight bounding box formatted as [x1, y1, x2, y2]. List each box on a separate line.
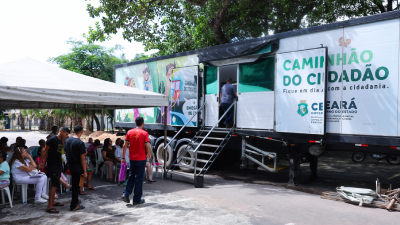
[74, 106, 77, 127]
[163, 106, 167, 178]
[101, 109, 105, 131]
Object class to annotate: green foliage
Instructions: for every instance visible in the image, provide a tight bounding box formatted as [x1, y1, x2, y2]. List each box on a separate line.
[48, 39, 129, 82]
[0, 110, 4, 120]
[132, 53, 150, 62]
[84, 0, 399, 57]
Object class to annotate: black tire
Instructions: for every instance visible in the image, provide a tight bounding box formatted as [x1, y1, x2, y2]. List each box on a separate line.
[156, 143, 173, 168]
[386, 156, 400, 165]
[176, 144, 195, 172]
[351, 153, 366, 163]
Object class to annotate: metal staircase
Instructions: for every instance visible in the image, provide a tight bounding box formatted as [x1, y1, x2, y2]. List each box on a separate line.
[165, 101, 237, 188]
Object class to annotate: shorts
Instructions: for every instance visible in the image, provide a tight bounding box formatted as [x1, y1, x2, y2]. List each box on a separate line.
[0, 180, 10, 189]
[47, 165, 61, 188]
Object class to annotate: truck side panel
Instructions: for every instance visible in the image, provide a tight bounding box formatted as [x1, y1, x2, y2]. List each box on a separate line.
[278, 19, 400, 136]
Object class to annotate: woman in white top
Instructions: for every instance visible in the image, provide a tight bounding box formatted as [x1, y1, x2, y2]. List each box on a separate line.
[114, 139, 129, 165]
[9, 147, 48, 204]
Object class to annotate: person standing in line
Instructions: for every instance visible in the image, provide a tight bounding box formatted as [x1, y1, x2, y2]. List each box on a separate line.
[64, 125, 87, 211]
[219, 77, 237, 128]
[40, 127, 70, 213]
[121, 117, 151, 205]
[46, 126, 58, 140]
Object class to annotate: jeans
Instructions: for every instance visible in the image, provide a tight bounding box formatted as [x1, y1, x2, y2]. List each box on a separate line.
[221, 102, 234, 125]
[123, 160, 146, 202]
[70, 172, 81, 210]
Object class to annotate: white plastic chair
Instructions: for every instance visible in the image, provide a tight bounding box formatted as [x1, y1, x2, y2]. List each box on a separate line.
[61, 154, 72, 194]
[0, 186, 13, 208]
[152, 157, 164, 179]
[94, 148, 104, 174]
[101, 164, 115, 180]
[114, 165, 121, 182]
[46, 177, 52, 195]
[144, 155, 164, 180]
[12, 181, 28, 204]
[65, 174, 71, 193]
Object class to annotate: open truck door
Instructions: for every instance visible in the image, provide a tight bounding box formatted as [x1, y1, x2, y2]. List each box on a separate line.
[275, 47, 327, 135]
[236, 57, 275, 129]
[204, 65, 219, 126]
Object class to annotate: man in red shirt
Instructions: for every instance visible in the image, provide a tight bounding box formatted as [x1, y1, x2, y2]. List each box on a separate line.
[121, 117, 151, 205]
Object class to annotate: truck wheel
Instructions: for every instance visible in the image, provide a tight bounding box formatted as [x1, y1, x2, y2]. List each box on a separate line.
[351, 153, 366, 163]
[156, 143, 173, 168]
[386, 156, 400, 165]
[176, 144, 195, 172]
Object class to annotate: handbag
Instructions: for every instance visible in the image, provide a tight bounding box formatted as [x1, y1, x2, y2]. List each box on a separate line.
[118, 163, 127, 181]
[28, 169, 39, 176]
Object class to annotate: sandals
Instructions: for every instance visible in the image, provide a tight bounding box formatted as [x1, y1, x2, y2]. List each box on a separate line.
[70, 205, 85, 211]
[53, 202, 64, 207]
[86, 187, 96, 190]
[46, 208, 59, 213]
[54, 194, 59, 199]
[80, 191, 87, 195]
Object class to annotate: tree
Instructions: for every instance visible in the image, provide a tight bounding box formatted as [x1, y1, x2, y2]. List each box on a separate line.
[132, 53, 150, 62]
[21, 109, 34, 130]
[48, 39, 129, 130]
[370, 0, 400, 12]
[19, 111, 25, 130]
[48, 39, 128, 82]
[35, 110, 47, 131]
[85, 0, 398, 57]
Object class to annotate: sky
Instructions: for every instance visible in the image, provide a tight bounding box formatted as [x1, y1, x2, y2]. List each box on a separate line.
[0, 0, 155, 64]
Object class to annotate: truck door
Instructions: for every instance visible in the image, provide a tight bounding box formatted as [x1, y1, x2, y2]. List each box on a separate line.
[236, 57, 275, 129]
[275, 47, 327, 134]
[204, 65, 219, 126]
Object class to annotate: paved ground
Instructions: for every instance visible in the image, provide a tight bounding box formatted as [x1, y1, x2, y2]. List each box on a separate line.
[0, 130, 48, 147]
[1, 130, 400, 224]
[1, 172, 400, 225]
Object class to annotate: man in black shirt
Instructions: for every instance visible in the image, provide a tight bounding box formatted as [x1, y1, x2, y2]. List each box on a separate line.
[40, 126, 70, 214]
[64, 125, 87, 211]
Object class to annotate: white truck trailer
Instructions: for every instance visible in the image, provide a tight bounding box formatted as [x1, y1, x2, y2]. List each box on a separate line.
[114, 11, 400, 187]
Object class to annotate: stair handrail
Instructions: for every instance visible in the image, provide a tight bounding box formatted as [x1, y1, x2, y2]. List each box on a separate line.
[198, 125, 235, 175]
[193, 101, 236, 176]
[164, 101, 207, 150]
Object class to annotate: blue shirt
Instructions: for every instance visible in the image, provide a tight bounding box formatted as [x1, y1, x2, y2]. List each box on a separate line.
[32, 147, 39, 157]
[143, 79, 152, 91]
[220, 83, 237, 104]
[0, 161, 10, 180]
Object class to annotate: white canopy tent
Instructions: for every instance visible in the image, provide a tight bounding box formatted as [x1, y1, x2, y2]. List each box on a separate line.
[0, 58, 168, 109]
